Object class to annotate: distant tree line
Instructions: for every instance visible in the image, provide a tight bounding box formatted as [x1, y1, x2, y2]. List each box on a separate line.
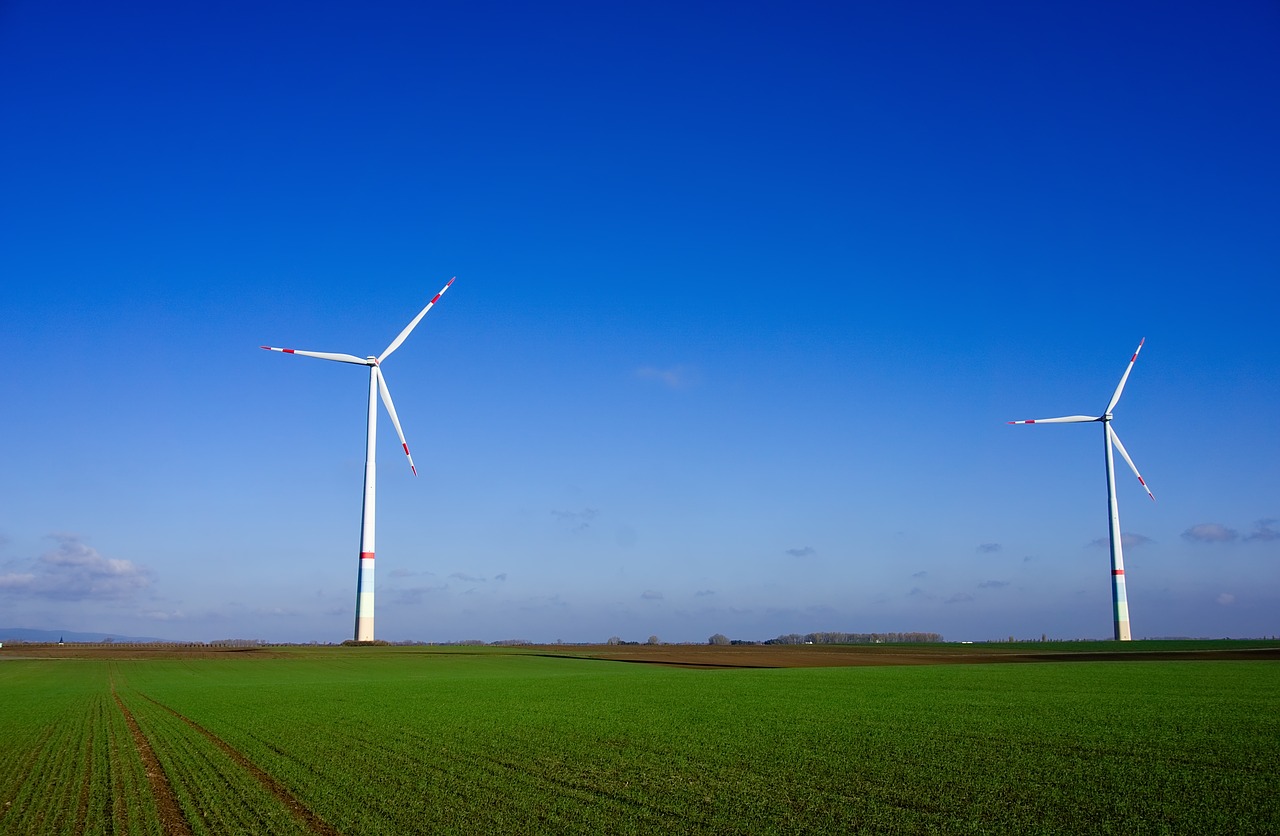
[764, 631, 943, 645]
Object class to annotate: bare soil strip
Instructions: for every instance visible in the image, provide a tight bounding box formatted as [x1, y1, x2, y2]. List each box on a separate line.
[137, 693, 341, 836]
[111, 691, 193, 836]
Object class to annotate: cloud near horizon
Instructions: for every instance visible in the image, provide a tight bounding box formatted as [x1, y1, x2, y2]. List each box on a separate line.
[785, 546, 815, 558]
[1245, 519, 1279, 542]
[552, 508, 598, 532]
[0, 534, 149, 601]
[635, 365, 698, 389]
[1182, 523, 1238, 543]
[1179, 520, 1278, 545]
[1089, 532, 1153, 549]
[141, 609, 186, 621]
[386, 584, 448, 607]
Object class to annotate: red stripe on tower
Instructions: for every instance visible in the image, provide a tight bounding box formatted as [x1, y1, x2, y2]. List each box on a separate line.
[360, 552, 375, 560]
[283, 349, 295, 354]
[1113, 569, 1124, 576]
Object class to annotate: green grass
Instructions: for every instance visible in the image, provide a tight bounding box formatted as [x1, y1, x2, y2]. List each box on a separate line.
[0, 662, 160, 836]
[2, 649, 1278, 834]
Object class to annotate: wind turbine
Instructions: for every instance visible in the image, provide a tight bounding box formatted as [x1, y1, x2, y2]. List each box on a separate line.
[1009, 339, 1154, 641]
[261, 278, 454, 642]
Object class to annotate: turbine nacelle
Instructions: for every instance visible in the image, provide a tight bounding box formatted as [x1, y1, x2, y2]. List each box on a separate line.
[1007, 341, 1152, 500]
[260, 278, 455, 479]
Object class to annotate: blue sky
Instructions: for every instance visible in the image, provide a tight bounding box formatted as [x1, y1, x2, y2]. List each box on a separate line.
[2, 1, 1277, 644]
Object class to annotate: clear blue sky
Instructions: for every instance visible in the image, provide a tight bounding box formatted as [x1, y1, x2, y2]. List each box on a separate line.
[2, 1, 1277, 643]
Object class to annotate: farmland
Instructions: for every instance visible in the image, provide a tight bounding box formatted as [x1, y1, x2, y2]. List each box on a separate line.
[1, 643, 1277, 834]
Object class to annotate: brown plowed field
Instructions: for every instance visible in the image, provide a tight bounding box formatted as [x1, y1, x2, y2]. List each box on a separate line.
[4, 642, 1277, 667]
[528, 643, 1280, 668]
[0, 644, 295, 660]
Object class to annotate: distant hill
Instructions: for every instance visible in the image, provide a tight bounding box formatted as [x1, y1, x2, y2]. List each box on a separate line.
[0, 627, 166, 644]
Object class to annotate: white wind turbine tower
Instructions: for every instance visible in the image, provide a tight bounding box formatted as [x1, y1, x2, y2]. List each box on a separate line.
[1009, 339, 1155, 641]
[262, 278, 454, 642]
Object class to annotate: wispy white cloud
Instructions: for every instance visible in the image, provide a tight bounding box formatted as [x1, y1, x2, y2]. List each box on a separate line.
[635, 365, 698, 389]
[978, 580, 1009, 589]
[1089, 532, 1153, 549]
[695, 589, 715, 597]
[1182, 523, 1238, 543]
[785, 546, 815, 558]
[1245, 519, 1279, 542]
[1178, 520, 1278, 545]
[1216, 592, 1235, 605]
[387, 585, 448, 607]
[0, 534, 149, 601]
[0, 572, 36, 590]
[945, 592, 975, 604]
[253, 606, 303, 617]
[640, 589, 663, 600]
[552, 508, 598, 532]
[977, 543, 1002, 554]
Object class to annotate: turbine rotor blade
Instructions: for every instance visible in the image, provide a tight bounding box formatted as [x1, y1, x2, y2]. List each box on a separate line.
[1108, 425, 1155, 501]
[1105, 338, 1145, 414]
[260, 346, 370, 365]
[1008, 415, 1100, 424]
[379, 277, 455, 364]
[375, 367, 417, 476]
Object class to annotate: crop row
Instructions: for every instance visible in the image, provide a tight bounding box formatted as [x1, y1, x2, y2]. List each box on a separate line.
[0, 662, 324, 835]
[0, 663, 159, 836]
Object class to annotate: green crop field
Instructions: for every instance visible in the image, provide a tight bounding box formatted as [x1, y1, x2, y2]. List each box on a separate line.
[1, 646, 1277, 834]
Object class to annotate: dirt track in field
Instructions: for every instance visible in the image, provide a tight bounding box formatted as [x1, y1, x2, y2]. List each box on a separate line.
[136, 693, 342, 836]
[111, 689, 193, 836]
